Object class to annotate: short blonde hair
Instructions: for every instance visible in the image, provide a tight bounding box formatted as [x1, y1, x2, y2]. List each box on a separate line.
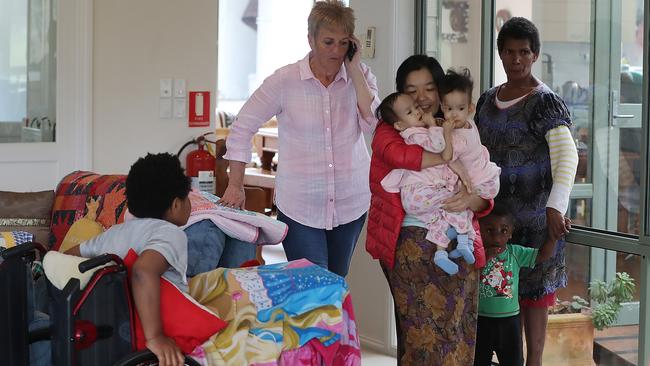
[308, 1, 355, 39]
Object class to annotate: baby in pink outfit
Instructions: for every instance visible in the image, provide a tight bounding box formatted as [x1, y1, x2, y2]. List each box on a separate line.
[377, 68, 500, 275]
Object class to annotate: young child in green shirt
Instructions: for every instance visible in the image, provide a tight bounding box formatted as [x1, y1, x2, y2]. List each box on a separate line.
[474, 203, 563, 366]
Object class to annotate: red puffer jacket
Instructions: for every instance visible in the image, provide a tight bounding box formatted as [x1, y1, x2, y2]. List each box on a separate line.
[367, 122, 489, 269]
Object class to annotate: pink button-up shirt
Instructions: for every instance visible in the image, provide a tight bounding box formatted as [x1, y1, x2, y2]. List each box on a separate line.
[224, 53, 380, 229]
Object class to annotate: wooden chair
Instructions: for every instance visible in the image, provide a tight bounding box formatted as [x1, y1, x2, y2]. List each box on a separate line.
[214, 139, 274, 214]
[214, 139, 273, 264]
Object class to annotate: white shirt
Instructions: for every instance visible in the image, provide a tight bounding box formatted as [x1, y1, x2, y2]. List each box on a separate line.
[80, 218, 188, 292]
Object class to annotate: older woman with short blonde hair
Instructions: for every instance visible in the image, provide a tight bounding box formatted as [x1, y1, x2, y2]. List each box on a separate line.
[221, 0, 380, 277]
[307, 0, 355, 38]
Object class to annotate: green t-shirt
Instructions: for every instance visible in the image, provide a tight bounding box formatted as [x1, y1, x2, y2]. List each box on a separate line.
[478, 244, 538, 318]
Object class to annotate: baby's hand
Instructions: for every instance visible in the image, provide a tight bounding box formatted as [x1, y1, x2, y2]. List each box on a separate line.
[422, 113, 437, 127]
[449, 160, 472, 194]
[442, 118, 455, 131]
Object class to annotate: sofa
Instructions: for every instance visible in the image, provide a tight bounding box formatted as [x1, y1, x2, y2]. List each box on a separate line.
[0, 190, 54, 246]
[0, 171, 361, 365]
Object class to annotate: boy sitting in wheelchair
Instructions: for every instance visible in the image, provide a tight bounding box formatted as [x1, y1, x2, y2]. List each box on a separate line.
[65, 152, 192, 366]
[45, 152, 358, 365]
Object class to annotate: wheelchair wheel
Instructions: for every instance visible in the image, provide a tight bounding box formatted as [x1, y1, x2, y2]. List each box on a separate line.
[113, 350, 201, 366]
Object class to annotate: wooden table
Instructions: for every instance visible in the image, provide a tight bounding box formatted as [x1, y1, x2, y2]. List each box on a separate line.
[243, 127, 277, 209]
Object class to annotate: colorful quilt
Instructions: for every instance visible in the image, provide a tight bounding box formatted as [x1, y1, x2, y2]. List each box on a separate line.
[186, 259, 361, 366]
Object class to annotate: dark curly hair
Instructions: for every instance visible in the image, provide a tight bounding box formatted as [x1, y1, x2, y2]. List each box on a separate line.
[438, 67, 474, 102]
[482, 201, 514, 226]
[375, 92, 403, 124]
[126, 153, 191, 219]
[497, 17, 540, 55]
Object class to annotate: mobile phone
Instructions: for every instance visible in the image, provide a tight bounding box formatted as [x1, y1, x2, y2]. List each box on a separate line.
[346, 42, 357, 61]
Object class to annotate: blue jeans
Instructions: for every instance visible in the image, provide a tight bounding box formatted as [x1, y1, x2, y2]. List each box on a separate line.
[29, 311, 51, 366]
[277, 210, 366, 277]
[184, 219, 257, 276]
[27, 275, 51, 366]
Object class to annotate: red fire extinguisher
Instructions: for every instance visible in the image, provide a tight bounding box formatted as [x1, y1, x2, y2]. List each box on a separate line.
[186, 139, 215, 178]
[178, 134, 216, 192]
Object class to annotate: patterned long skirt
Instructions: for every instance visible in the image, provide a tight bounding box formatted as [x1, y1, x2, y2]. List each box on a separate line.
[381, 226, 479, 366]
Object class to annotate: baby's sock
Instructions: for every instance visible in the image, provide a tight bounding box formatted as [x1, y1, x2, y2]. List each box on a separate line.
[446, 227, 458, 241]
[453, 234, 475, 264]
[447, 227, 463, 259]
[434, 250, 458, 275]
[447, 226, 463, 259]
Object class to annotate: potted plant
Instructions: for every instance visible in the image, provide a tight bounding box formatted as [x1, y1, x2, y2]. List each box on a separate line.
[542, 272, 636, 366]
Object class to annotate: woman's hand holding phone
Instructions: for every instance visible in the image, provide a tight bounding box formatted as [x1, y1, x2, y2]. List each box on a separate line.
[344, 35, 361, 67]
[346, 42, 357, 61]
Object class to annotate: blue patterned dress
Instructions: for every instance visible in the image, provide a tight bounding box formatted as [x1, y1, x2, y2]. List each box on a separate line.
[475, 83, 570, 299]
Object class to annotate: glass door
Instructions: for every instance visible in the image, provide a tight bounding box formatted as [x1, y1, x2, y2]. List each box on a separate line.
[489, 0, 646, 362]
[604, 0, 645, 324]
[491, 0, 645, 312]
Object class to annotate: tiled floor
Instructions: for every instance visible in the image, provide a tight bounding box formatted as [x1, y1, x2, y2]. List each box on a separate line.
[260, 243, 287, 264]
[361, 348, 397, 365]
[594, 325, 638, 365]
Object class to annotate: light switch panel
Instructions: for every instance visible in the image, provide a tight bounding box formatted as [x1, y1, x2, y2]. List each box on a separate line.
[159, 98, 172, 118]
[362, 27, 376, 58]
[173, 98, 186, 118]
[173, 78, 186, 98]
[160, 78, 172, 98]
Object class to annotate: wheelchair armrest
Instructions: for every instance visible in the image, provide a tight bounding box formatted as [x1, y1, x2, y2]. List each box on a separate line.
[79, 253, 123, 273]
[1, 241, 47, 261]
[28, 324, 51, 344]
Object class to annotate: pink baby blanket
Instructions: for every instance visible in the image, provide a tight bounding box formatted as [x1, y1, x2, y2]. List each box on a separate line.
[183, 190, 287, 245]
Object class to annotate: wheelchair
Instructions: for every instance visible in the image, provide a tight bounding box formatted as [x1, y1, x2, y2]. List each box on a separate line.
[1, 243, 200, 366]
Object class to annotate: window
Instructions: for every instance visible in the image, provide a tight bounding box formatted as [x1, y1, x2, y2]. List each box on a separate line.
[216, 0, 315, 118]
[0, 0, 56, 143]
[421, 0, 483, 103]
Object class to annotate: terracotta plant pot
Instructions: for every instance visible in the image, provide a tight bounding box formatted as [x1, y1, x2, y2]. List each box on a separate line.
[543, 313, 595, 366]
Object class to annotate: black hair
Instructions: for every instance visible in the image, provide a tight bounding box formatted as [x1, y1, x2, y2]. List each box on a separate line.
[126, 152, 191, 219]
[375, 92, 402, 124]
[438, 68, 474, 101]
[497, 17, 540, 55]
[395, 54, 444, 93]
[482, 202, 515, 226]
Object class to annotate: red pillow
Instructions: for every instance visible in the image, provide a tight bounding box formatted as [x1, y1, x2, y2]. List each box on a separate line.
[123, 249, 227, 354]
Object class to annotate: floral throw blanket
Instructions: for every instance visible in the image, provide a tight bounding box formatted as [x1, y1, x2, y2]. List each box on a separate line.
[186, 259, 361, 366]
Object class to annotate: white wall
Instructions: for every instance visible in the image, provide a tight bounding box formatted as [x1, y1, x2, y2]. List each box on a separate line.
[347, 0, 414, 354]
[92, 0, 218, 174]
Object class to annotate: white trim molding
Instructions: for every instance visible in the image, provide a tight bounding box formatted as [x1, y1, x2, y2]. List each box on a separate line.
[59, 0, 94, 173]
[360, 334, 397, 356]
